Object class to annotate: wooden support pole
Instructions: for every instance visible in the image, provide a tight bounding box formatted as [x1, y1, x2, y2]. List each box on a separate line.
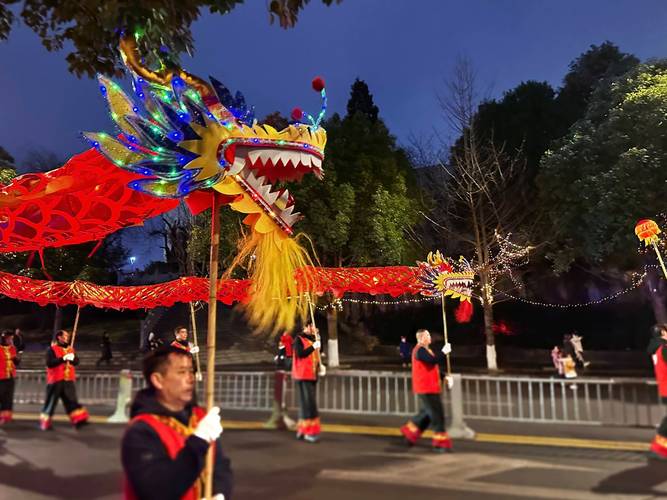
[69, 305, 82, 348]
[204, 191, 222, 499]
[441, 294, 452, 376]
[189, 301, 202, 380]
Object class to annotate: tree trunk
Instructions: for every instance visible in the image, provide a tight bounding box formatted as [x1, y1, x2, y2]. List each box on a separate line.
[326, 305, 340, 368]
[645, 266, 667, 324]
[480, 271, 498, 371]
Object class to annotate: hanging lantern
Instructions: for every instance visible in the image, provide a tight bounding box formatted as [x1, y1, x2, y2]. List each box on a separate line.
[635, 219, 661, 246]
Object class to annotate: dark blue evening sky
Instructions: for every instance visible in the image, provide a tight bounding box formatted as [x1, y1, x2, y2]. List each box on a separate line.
[1, 0, 667, 267]
[2, 0, 667, 165]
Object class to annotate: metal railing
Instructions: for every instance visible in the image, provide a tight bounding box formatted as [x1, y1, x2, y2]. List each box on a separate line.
[14, 370, 664, 427]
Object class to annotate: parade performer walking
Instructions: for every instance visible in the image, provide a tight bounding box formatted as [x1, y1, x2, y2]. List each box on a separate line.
[40, 329, 89, 430]
[122, 346, 233, 499]
[292, 323, 322, 443]
[0, 330, 19, 424]
[648, 323, 667, 460]
[171, 326, 200, 356]
[400, 329, 453, 452]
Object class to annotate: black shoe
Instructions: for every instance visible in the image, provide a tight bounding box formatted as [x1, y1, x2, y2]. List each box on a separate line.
[304, 434, 320, 443]
[296, 433, 304, 440]
[75, 420, 89, 429]
[432, 447, 452, 454]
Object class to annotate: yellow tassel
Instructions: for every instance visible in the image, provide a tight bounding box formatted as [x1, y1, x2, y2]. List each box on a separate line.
[225, 230, 316, 334]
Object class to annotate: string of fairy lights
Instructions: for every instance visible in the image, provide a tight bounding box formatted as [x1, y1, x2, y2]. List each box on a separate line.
[311, 218, 666, 311]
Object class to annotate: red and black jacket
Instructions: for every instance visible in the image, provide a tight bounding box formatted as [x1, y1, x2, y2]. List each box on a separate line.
[292, 334, 318, 381]
[411, 345, 443, 394]
[121, 388, 233, 500]
[46, 343, 79, 384]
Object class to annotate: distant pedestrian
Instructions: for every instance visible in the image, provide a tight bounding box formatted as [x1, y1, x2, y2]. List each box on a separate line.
[13, 328, 25, 355]
[0, 330, 19, 424]
[647, 323, 667, 461]
[560, 334, 578, 379]
[400, 329, 453, 453]
[551, 346, 564, 376]
[147, 332, 162, 351]
[96, 332, 112, 367]
[569, 332, 590, 368]
[398, 336, 411, 368]
[40, 329, 89, 430]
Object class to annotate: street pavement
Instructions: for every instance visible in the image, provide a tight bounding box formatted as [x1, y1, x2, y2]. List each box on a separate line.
[1, 410, 666, 500]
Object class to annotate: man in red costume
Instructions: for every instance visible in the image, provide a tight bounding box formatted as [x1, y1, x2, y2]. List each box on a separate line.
[40, 329, 89, 430]
[0, 330, 20, 424]
[648, 323, 667, 460]
[122, 346, 233, 499]
[292, 323, 322, 443]
[400, 329, 453, 452]
[171, 326, 200, 356]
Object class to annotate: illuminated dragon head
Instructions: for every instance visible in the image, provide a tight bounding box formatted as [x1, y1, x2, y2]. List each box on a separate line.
[84, 37, 326, 238]
[417, 251, 475, 302]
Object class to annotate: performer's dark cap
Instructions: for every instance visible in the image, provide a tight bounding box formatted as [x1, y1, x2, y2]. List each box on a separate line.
[1, 329, 14, 337]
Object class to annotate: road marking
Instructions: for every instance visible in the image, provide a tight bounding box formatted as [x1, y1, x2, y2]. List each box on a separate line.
[10, 413, 650, 452]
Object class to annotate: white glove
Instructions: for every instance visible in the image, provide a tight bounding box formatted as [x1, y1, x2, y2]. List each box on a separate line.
[312, 340, 321, 350]
[195, 372, 203, 382]
[441, 343, 452, 355]
[63, 353, 75, 362]
[445, 375, 454, 390]
[194, 407, 223, 443]
[190, 346, 200, 355]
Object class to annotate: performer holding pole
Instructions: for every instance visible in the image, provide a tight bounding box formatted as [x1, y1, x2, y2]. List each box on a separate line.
[40, 329, 89, 430]
[400, 329, 453, 452]
[292, 320, 322, 443]
[121, 346, 233, 499]
[648, 323, 667, 460]
[0, 330, 19, 424]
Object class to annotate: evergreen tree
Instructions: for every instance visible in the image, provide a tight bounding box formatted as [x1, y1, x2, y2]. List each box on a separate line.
[346, 79, 380, 122]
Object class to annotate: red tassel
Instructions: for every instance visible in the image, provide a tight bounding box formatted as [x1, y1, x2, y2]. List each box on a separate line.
[454, 300, 473, 323]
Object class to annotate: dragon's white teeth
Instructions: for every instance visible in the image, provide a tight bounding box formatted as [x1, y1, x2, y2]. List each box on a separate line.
[281, 210, 301, 226]
[259, 151, 274, 164]
[256, 176, 267, 186]
[228, 157, 245, 175]
[300, 153, 312, 167]
[311, 157, 322, 168]
[264, 189, 279, 205]
[248, 150, 263, 164]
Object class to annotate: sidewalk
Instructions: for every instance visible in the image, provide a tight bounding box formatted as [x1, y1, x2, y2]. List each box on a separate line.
[12, 405, 654, 453]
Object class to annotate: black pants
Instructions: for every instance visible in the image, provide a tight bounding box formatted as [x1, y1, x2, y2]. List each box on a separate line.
[411, 393, 445, 433]
[41, 381, 83, 418]
[296, 380, 318, 420]
[0, 378, 14, 411]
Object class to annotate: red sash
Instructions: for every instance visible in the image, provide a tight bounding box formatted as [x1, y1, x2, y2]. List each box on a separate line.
[0, 345, 16, 379]
[412, 346, 441, 394]
[292, 336, 317, 381]
[654, 345, 667, 398]
[123, 406, 207, 500]
[46, 345, 76, 384]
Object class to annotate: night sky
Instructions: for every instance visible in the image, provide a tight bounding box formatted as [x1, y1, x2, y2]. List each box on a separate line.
[1, 0, 667, 267]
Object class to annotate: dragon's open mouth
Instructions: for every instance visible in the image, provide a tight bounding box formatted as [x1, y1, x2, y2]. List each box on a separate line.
[219, 142, 324, 232]
[443, 277, 473, 298]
